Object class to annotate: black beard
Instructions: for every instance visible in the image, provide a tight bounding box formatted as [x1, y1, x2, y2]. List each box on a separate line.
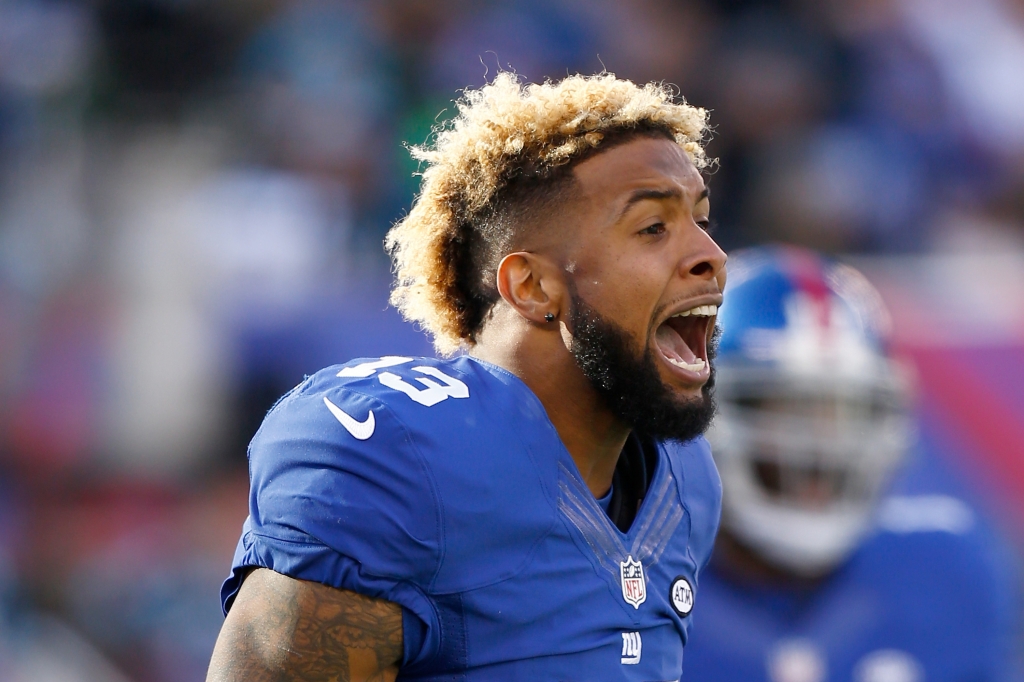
[568, 292, 718, 443]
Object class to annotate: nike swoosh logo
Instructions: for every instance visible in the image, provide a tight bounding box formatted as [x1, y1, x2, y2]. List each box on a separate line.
[323, 397, 375, 440]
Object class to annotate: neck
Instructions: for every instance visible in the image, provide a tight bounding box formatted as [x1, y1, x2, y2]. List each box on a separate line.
[472, 311, 630, 498]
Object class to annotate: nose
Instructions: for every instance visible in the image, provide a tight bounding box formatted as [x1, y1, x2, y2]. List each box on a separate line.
[680, 228, 727, 282]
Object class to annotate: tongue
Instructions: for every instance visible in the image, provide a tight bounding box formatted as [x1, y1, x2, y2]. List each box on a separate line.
[655, 323, 698, 364]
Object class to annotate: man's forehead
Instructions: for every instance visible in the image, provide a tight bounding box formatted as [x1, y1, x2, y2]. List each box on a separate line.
[572, 137, 705, 202]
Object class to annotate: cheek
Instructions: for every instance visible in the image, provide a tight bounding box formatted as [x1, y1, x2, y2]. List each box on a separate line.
[573, 252, 665, 333]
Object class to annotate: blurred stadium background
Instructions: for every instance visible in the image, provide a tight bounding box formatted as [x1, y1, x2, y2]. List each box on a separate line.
[0, 0, 1022, 680]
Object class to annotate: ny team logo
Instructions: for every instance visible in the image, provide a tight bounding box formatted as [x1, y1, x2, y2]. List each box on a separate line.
[621, 632, 642, 665]
[619, 556, 646, 608]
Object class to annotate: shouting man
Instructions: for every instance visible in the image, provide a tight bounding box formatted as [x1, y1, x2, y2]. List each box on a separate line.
[207, 72, 727, 682]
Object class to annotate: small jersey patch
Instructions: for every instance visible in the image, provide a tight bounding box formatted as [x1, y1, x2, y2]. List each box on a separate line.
[620, 556, 647, 608]
[621, 631, 642, 664]
[670, 576, 693, 616]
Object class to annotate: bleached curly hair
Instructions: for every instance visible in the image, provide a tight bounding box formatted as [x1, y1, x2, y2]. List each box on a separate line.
[385, 72, 711, 354]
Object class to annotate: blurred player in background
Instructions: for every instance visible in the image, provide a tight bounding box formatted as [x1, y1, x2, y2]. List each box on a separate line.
[683, 245, 1020, 682]
[207, 73, 727, 682]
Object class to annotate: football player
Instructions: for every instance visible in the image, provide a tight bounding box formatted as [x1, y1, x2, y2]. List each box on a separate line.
[683, 245, 1019, 682]
[207, 73, 727, 681]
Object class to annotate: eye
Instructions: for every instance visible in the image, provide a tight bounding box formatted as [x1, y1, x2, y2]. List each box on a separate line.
[697, 218, 716, 235]
[639, 222, 666, 236]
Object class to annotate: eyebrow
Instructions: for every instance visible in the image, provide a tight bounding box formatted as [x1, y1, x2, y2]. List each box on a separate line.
[616, 186, 710, 222]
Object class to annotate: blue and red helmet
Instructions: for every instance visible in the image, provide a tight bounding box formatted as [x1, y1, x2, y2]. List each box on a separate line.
[709, 245, 913, 576]
[717, 244, 893, 374]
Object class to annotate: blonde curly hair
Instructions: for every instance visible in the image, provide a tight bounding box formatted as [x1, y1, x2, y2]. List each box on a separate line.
[385, 72, 711, 354]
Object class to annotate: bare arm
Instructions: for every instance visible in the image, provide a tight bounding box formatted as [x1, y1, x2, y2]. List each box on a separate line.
[206, 567, 403, 682]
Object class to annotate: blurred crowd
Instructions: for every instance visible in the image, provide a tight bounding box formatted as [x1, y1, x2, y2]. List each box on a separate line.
[0, 0, 1023, 680]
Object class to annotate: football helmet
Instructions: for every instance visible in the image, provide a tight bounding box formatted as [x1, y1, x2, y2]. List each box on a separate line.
[708, 245, 913, 576]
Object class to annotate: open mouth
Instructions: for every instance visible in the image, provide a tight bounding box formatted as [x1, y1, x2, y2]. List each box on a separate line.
[654, 304, 717, 378]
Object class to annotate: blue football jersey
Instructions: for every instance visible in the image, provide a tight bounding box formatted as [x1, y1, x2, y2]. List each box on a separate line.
[221, 355, 722, 681]
[682, 494, 1019, 682]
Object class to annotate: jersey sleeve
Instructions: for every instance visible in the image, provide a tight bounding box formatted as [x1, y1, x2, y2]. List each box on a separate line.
[220, 367, 443, 662]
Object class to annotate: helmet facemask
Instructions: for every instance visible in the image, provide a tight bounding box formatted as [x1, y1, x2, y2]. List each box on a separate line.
[709, 361, 913, 577]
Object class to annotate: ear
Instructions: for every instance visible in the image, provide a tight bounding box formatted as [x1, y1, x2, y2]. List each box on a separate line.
[495, 252, 566, 325]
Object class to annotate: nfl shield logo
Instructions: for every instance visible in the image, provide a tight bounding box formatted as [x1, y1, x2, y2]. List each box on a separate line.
[619, 555, 646, 608]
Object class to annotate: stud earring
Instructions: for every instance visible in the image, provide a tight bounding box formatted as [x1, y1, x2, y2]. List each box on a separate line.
[544, 312, 555, 322]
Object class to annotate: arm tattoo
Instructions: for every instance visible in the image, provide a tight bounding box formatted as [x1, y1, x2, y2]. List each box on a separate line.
[206, 568, 404, 682]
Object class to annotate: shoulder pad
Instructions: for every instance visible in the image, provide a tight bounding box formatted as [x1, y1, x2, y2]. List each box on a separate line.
[245, 356, 472, 585]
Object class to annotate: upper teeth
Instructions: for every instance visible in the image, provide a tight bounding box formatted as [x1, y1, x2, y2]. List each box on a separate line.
[673, 304, 718, 318]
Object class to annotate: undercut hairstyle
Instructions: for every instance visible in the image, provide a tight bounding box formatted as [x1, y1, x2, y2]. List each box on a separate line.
[386, 72, 711, 354]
